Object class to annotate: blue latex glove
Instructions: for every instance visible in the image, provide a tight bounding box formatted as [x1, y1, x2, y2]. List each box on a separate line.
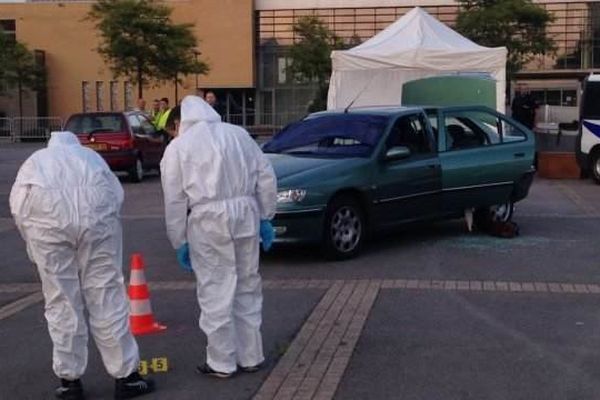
[176, 243, 193, 272]
[259, 220, 275, 252]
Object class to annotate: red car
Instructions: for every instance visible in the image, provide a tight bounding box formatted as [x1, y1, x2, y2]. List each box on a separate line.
[65, 111, 167, 182]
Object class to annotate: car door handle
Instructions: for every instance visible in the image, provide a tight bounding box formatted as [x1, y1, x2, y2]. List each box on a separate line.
[514, 152, 525, 158]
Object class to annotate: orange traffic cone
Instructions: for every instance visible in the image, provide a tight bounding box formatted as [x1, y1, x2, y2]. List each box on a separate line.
[128, 253, 167, 335]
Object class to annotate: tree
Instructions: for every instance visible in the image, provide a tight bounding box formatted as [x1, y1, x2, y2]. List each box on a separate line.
[87, 0, 208, 99]
[0, 30, 45, 117]
[156, 24, 208, 102]
[288, 16, 345, 112]
[455, 0, 556, 79]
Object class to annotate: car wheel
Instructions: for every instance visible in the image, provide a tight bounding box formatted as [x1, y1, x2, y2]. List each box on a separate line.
[489, 201, 514, 223]
[591, 151, 600, 184]
[129, 157, 144, 183]
[474, 200, 514, 229]
[322, 195, 365, 260]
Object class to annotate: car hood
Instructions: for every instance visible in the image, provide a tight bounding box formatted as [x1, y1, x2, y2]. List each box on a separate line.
[266, 153, 366, 187]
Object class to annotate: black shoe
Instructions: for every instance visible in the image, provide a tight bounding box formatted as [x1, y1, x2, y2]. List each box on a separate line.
[238, 363, 263, 373]
[114, 372, 155, 400]
[196, 363, 233, 379]
[55, 379, 85, 400]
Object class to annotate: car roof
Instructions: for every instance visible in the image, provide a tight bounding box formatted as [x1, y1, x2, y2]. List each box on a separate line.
[587, 73, 600, 82]
[308, 104, 498, 118]
[311, 105, 424, 118]
[66, 111, 140, 119]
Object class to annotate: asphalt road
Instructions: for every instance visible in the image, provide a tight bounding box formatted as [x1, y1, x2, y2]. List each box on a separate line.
[1, 143, 600, 400]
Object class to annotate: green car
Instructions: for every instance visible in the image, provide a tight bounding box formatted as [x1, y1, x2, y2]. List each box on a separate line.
[263, 106, 536, 259]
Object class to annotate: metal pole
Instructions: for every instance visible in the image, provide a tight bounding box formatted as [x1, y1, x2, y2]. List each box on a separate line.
[194, 51, 201, 90]
[242, 92, 247, 127]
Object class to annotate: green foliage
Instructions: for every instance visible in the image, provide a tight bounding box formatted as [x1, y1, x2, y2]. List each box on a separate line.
[288, 16, 346, 112]
[455, 0, 556, 78]
[87, 0, 208, 97]
[288, 16, 344, 86]
[0, 31, 10, 90]
[0, 31, 45, 95]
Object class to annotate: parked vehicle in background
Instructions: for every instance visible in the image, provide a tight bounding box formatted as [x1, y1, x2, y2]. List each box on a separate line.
[64, 111, 167, 182]
[576, 74, 600, 183]
[263, 105, 536, 260]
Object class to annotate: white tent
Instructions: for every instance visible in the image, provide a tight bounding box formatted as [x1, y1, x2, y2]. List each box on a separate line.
[327, 7, 508, 112]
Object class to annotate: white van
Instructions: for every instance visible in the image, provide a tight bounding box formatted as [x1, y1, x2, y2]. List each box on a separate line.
[576, 74, 600, 183]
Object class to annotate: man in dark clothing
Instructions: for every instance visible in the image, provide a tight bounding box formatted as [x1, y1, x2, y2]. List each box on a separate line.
[205, 91, 224, 118]
[164, 105, 181, 142]
[511, 89, 537, 129]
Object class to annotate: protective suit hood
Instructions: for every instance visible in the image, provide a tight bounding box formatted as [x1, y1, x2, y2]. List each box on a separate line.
[180, 95, 221, 134]
[48, 131, 81, 147]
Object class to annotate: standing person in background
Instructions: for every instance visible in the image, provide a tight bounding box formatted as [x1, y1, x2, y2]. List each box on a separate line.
[134, 98, 147, 113]
[154, 97, 171, 130]
[163, 105, 180, 142]
[160, 96, 277, 379]
[10, 131, 155, 400]
[150, 99, 160, 119]
[205, 90, 224, 118]
[521, 90, 539, 130]
[511, 87, 538, 130]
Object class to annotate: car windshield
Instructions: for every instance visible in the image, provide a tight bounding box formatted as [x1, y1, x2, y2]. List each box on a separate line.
[263, 114, 389, 158]
[65, 114, 124, 134]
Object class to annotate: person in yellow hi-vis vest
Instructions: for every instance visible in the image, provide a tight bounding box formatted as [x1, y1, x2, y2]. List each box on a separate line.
[153, 97, 171, 130]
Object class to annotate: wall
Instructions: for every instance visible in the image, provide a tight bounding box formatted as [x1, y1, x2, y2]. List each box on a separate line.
[0, 89, 36, 118]
[0, 0, 254, 120]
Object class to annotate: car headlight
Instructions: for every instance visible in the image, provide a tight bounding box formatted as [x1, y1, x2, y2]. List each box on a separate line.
[277, 189, 307, 203]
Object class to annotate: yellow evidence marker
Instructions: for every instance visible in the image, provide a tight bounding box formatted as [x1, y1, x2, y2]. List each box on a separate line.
[139, 357, 169, 375]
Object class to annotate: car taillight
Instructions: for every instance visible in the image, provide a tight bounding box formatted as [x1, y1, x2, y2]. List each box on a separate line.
[120, 135, 135, 150]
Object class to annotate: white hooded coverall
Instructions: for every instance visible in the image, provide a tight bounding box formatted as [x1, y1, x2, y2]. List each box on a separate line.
[160, 96, 277, 373]
[10, 131, 139, 380]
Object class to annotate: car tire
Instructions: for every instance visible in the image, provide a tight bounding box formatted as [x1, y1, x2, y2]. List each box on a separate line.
[590, 151, 600, 184]
[474, 200, 515, 229]
[129, 156, 144, 183]
[322, 195, 365, 260]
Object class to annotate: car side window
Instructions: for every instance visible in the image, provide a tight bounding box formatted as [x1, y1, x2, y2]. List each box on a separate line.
[500, 118, 527, 143]
[425, 110, 439, 142]
[386, 114, 431, 154]
[128, 115, 142, 135]
[138, 115, 157, 136]
[444, 111, 501, 151]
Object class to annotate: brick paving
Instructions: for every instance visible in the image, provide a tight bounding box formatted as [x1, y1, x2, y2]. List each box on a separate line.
[3, 277, 600, 399]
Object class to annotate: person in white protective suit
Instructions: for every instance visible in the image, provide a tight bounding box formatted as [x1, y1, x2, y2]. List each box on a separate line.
[160, 96, 277, 378]
[9, 131, 155, 400]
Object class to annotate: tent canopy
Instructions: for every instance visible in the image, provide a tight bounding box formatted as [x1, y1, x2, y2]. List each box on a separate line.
[327, 7, 508, 112]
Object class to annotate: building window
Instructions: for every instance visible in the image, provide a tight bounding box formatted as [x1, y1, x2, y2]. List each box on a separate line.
[96, 81, 104, 112]
[110, 81, 119, 111]
[0, 20, 16, 42]
[531, 2, 600, 70]
[258, 3, 600, 74]
[82, 81, 91, 112]
[257, 6, 457, 47]
[530, 88, 578, 106]
[124, 82, 133, 111]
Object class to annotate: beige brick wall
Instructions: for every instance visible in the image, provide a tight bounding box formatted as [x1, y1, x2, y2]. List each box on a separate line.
[0, 0, 254, 120]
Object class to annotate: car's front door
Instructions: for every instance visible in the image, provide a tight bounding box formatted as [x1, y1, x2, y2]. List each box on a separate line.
[128, 115, 151, 165]
[372, 112, 442, 227]
[438, 108, 531, 213]
[138, 114, 165, 166]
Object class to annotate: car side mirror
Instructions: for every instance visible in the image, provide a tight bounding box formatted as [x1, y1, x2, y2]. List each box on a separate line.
[384, 146, 411, 162]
